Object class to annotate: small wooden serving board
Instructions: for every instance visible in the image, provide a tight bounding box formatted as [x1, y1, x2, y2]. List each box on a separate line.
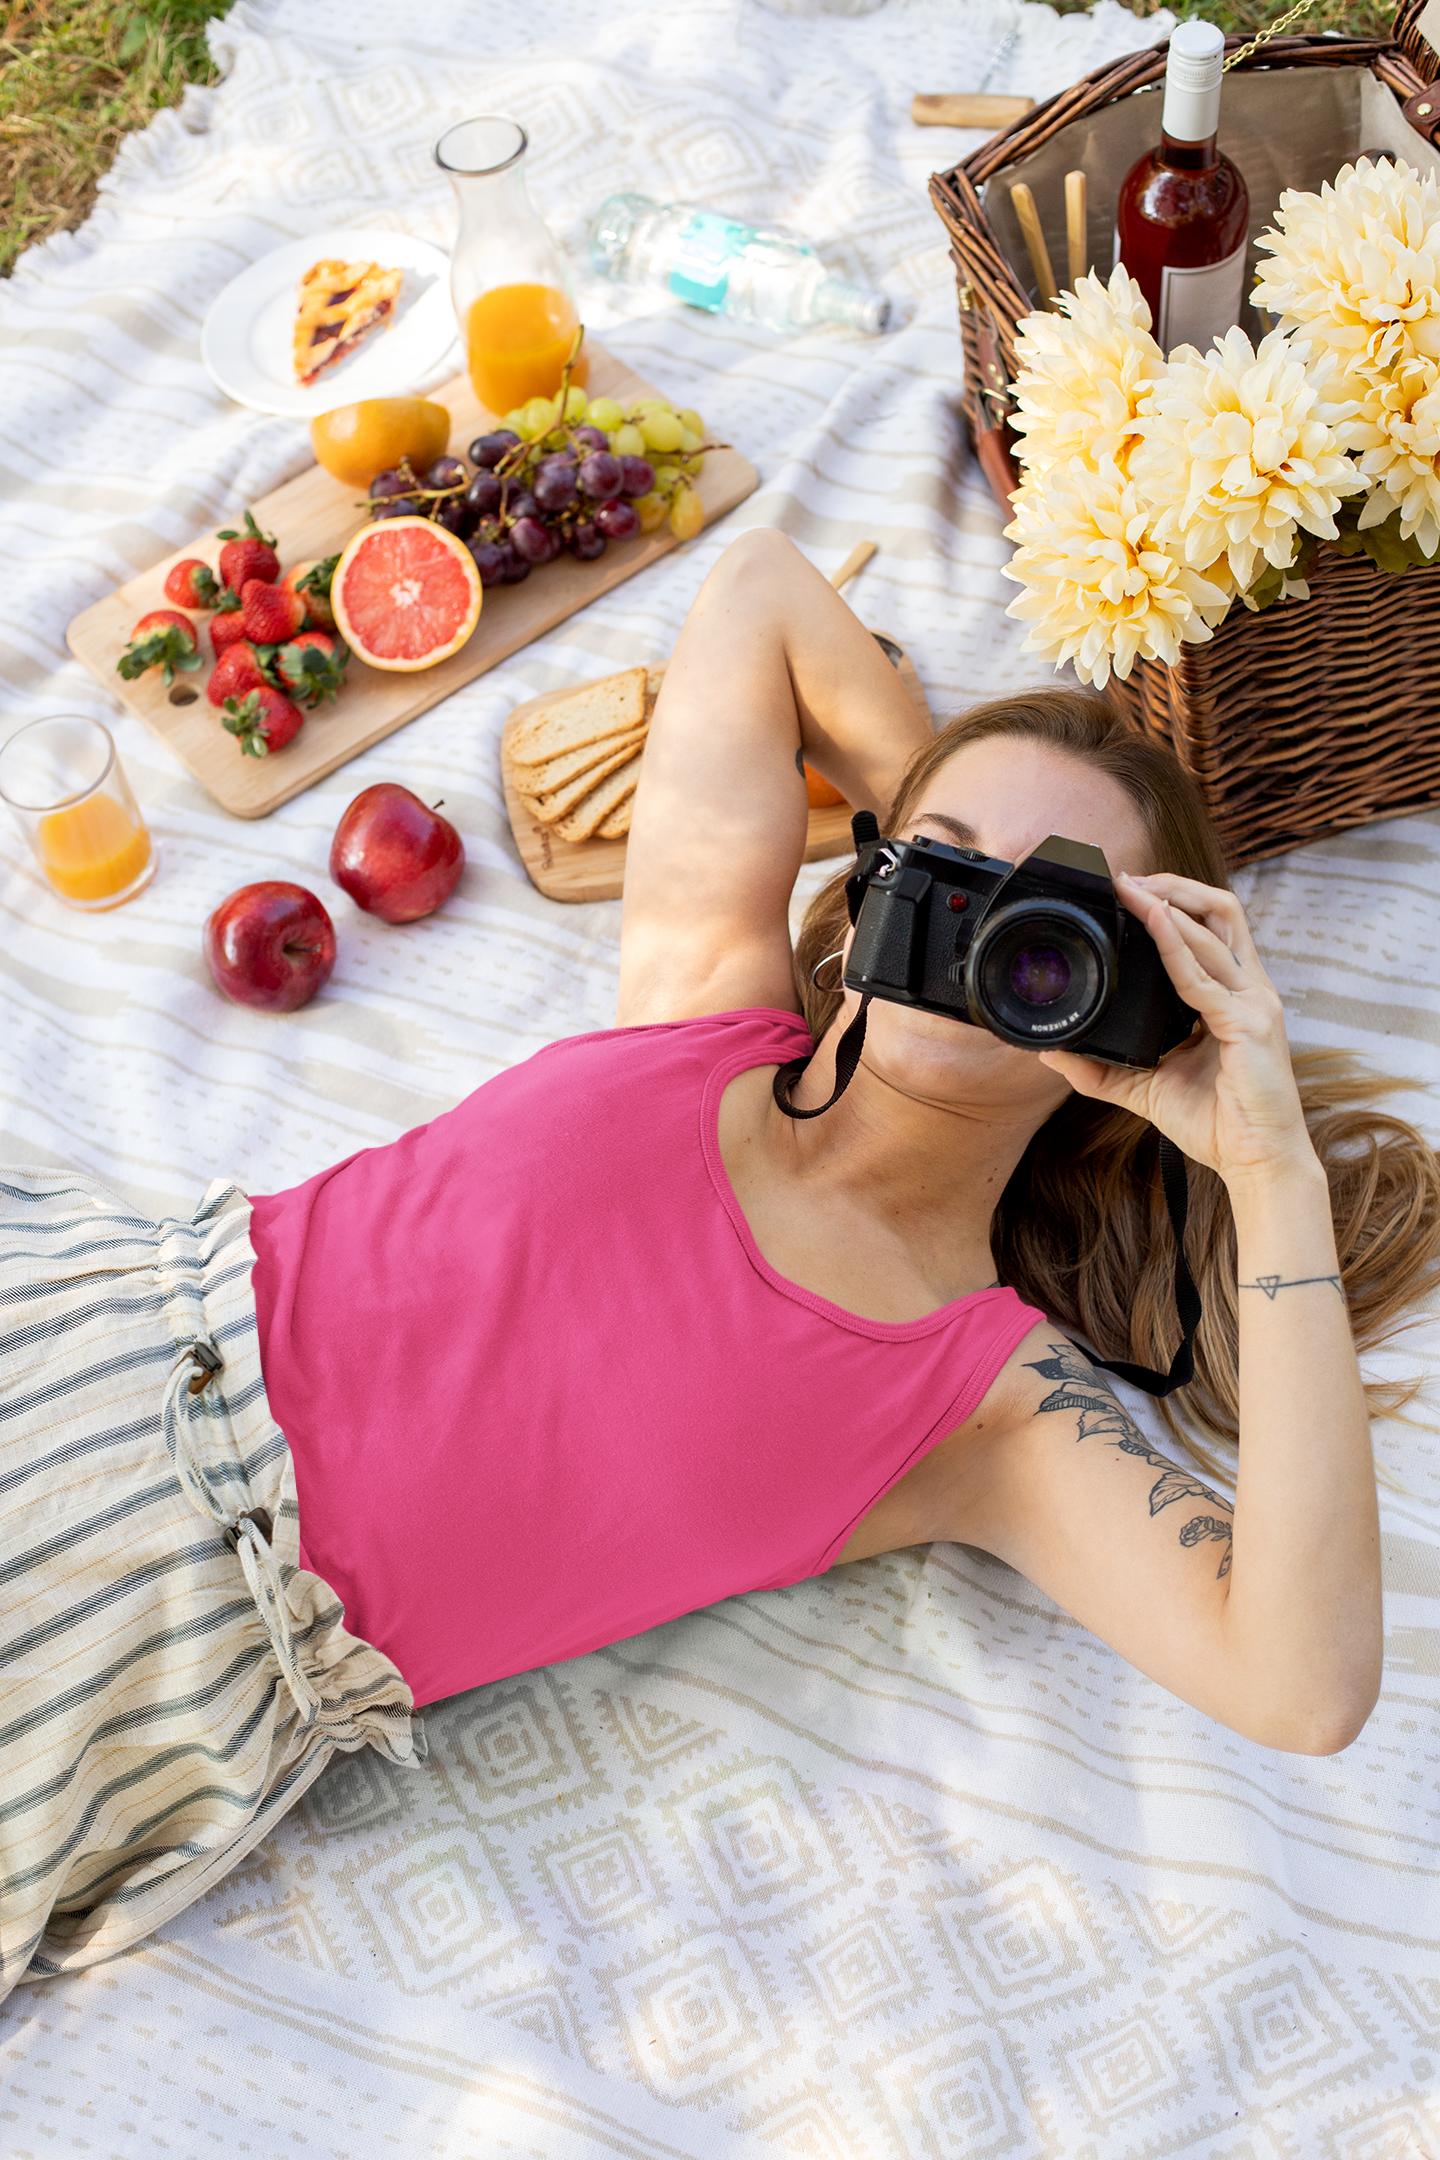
[501, 644, 929, 905]
[65, 345, 758, 819]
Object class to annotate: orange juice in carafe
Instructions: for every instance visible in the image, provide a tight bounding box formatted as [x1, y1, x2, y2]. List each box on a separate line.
[37, 794, 152, 904]
[467, 283, 589, 413]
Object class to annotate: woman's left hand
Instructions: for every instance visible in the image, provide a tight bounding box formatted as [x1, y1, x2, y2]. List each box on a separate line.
[1038, 873, 1316, 1193]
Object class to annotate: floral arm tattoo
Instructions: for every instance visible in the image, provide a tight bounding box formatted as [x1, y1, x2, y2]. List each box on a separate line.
[1024, 1340, 1234, 1579]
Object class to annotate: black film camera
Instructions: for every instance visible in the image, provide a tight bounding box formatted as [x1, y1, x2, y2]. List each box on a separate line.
[843, 828, 1197, 1068]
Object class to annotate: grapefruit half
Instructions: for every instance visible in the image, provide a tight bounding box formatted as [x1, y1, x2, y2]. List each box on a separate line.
[332, 518, 482, 672]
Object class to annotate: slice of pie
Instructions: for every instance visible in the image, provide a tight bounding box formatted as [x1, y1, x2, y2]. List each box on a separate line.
[293, 259, 403, 387]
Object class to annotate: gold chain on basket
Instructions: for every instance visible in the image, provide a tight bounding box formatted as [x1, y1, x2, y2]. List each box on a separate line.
[1222, 0, 1321, 71]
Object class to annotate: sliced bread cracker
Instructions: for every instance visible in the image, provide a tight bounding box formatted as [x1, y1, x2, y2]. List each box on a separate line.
[552, 756, 641, 844]
[520, 737, 642, 824]
[509, 666, 647, 766]
[596, 793, 635, 841]
[517, 723, 647, 799]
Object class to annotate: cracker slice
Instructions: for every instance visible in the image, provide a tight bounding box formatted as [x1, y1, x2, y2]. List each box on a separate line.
[509, 666, 648, 765]
[517, 723, 647, 799]
[552, 756, 642, 844]
[520, 737, 642, 824]
[596, 793, 635, 841]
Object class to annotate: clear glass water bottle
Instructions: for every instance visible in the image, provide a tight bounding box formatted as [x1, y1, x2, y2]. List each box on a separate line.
[588, 193, 892, 337]
[435, 116, 589, 415]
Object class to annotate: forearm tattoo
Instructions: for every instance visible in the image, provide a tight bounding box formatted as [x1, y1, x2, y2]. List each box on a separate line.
[1024, 1340, 1234, 1579]
[1238, 1273, 1343, 1299]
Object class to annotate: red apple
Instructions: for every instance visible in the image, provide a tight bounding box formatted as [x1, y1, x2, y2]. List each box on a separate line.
[204, 882, 337, 1012]
[329, 782, 464, 924]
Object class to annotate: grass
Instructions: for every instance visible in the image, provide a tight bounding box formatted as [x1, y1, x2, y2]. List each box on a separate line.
[0, 0, 1403, 279]
[0, 0, 230, 276]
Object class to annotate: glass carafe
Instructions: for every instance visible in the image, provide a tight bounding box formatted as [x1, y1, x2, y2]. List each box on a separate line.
[435, 116, 588, 418]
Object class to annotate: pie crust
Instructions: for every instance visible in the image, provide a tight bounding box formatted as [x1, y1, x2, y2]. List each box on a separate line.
[293, 258, 404, 387]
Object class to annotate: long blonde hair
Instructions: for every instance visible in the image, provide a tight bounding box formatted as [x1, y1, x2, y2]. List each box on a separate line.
[794, 689, 1440, 1463]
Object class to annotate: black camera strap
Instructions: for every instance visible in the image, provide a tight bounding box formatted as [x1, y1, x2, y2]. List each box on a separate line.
[773, 1008, 1201, 1401]
[772, 996, 872, 1119]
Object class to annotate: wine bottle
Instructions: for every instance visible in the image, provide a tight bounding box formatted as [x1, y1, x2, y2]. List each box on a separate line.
[1115, 20, 1249, 355]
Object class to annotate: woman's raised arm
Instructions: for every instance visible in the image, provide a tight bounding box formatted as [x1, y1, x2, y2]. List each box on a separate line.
[617, 530, 930, 1025]
[955, 877, 1382, 1754]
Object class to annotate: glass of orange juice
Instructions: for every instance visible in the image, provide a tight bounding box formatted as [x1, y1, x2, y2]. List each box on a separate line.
[435, 116, 589, 416]
[0, 716, 156, 910]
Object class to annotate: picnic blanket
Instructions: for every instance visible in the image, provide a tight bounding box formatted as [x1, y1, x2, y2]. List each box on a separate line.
[2, 0, 1439, 2154]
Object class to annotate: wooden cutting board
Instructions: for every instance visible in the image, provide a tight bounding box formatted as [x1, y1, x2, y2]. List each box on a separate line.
[501, 641, 929, 904]
[65, 344, 758, 819]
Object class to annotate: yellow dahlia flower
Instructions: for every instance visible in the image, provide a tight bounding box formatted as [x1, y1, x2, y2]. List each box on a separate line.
[1129, 327, 1362, 592]
[1349, 354, 1440, 557]
[1253, 156, 1440, 381]
[1002, 456, 1233, 688]
[1008, 265, 1163, 480]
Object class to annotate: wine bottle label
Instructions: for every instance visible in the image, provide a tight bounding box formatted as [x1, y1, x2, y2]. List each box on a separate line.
[1158, 239, 1247, 355]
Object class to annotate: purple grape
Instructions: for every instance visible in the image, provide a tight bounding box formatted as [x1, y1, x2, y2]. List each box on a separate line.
[468, 538, 511, 587]
[619, 454, 655, 498]
[436, 496, 477, 538]
[577, 451, 623, 501]
[505, 487, 541, 524]
[470, 430, 521, 468]
[371, 497, 419, 519]
[595, 496, 640, 541]
[500, 545, 531, 584]
[572, 425, 608, 455]
[369, 468, 413, 500]
[569, 520, 607, 561]
[426, 456, 466, 490]
[511, 516, 560, 564]
[465, 470, 502, 517]
[533, 457, 578, 513]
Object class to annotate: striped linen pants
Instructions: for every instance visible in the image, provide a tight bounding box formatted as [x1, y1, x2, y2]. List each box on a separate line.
[0, 1170, 424, 2001]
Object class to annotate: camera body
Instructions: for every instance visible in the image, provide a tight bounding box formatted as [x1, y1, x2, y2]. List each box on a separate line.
[843, 830, 1196, 1068]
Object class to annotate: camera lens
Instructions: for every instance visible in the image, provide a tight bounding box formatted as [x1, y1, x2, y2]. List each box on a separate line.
[966, 898, 1115, 1048]
[1009, 945, 1071, 1007]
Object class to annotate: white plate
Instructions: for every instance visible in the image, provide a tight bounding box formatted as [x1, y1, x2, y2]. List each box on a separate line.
[201, 229, 460, 418]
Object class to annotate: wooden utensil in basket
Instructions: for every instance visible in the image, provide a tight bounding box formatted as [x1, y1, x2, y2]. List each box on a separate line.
[927, 6, 1440, 866]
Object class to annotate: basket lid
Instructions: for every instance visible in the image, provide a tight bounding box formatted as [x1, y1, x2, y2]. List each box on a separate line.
[1397, 0, 1440, 78]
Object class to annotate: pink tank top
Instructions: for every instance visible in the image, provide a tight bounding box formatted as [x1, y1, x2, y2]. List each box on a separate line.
[248, 1009, 1044, 1707]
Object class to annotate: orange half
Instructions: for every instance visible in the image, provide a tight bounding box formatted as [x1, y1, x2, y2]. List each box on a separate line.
[331, 518, 482, 672]
[310, 398, 451, 489]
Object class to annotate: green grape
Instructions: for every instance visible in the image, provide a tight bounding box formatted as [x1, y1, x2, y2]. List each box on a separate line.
[611, 422, 647, 459]
[652, 461, 680, 491]
[669, 486, 704, 541]
[503, 407, 527, 431]
[587, 397, 626, 431]
[561, 387, 589, 420]
[520, 396, 556, 439]
[629, 396, 671, 414]
[677, 408, 704, 436]
[678, 427, 703, 455]
[679, 451, 706, 477]
[634, 491, 669, 533]
[640, 410, 686, 453]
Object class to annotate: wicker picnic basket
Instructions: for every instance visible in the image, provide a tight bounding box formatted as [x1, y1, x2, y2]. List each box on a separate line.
[929, 0, 1440, 867]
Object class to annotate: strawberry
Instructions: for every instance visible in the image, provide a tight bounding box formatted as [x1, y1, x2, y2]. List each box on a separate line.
[210, 601, 250, 658]
[117, 609, 202, 687]
[241, 577, 306, 644]
[163, 558, 221, 609]
[217, 509, 280, 591]
[222, 687, 305, 759]
[273, 630, 349, 707]
[282, 554, 339, 631]
[207, 640, 271, 707]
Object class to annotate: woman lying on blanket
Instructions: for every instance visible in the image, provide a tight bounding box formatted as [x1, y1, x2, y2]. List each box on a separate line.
[5, 530, 1439, 1997]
